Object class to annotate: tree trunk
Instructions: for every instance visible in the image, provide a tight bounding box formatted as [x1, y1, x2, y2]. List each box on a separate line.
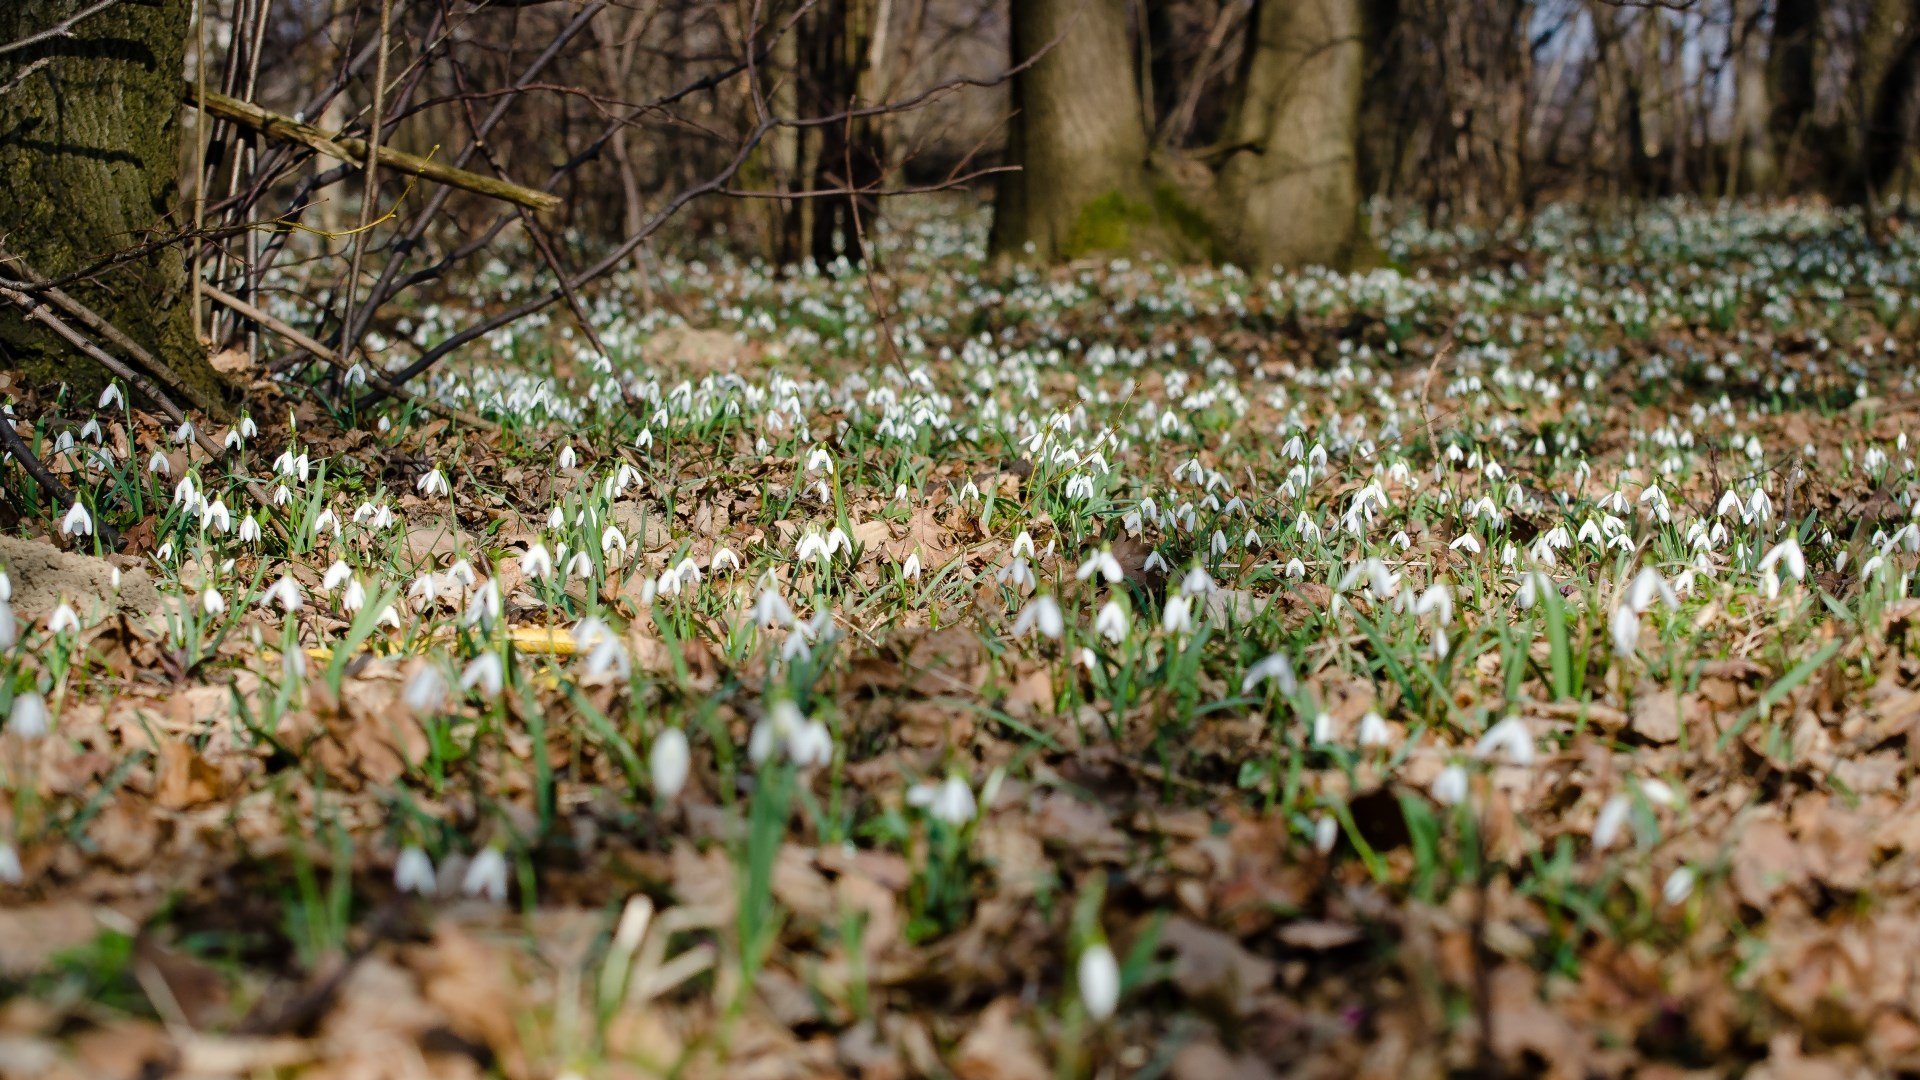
[1728, 0, 1776, 194]
[1767, 0, 1817, 179]
[989, 0, 1160, 261]
[1214, 0, 1366, 268]
[991, 0, 1366, 269]
[1843, 0, 1920, 201]
[0, 0, 216, 403]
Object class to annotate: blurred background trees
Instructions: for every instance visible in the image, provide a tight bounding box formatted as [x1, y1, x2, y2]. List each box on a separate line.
[5, 0, 1920, 396]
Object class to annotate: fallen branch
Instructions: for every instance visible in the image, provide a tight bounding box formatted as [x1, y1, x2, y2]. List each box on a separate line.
[184, 83, 562, 213]
[0, 410, 72, 510]
[198, 283, 499, 433]
[0, 282, 287, 539]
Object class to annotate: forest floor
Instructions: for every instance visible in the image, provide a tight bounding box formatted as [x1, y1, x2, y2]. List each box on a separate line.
[4, 199, 1920, 1078]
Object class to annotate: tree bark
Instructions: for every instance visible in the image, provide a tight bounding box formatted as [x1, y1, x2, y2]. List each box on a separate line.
[1767, 0, 1817, 173]
[1728, 0, 1776, 194]
[1845, 0, 1920, 201]
[989, 0, 1159, 262]
[0, 0, 216, 404]
[991, 0, 1366, 269]
[1214, 0, 1367, 268]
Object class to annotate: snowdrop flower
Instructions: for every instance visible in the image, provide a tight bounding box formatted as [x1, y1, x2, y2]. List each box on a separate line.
[461, 652, 505, 698]
[795, 531, 830, 562]
[1180, 566, 1213, 596]
[1473, 716, 1534, 766]
[751, 588, 795, 629]
[750, 699, 832, 767]
[710, 547, 740, 573]
[901, 552, 922, 580]
[403, 665, 448, 715]
[0, 599, 15, 651]
[98, 383, 123, 409]
[1076, 549, 1125, 585]
[1011, 530, 1036, 559]
[201, 588, 225, 616]
[416, 469, 450, 497]
[462, 847, 509, 902]
[463, 579, 502, 626]
[394, 846, 437, 894]
[1610, 603, 1641, 657]
[1078, 940, 1121, 1021]
[1413, 584, 1453, 624]
[1313, 814, 1339, 854]
[60, 502, 92, 538]
[408, 573, 440, 606]
[238, 515, 261, 543]
[1356, 711, 1393, 749]
[262, 576, 303, 613]
[788, 718, 834, 767]
[651, 728, 691, 799]
[1012, 595, 1065, 640]
[147, 450, 169, 475]
[1515, 571, 1553, 610]
[582, 636, 630, 682]
[557, 444, 578, 470]
[1624, 567, 1678, 613]
[1592, 793, 1631, 850]
[906, 773, 977, 826]
[805, 445, 834, 473]
[996, 557, 1036, 591]
[0, 842, 20, 885]
[1093, 599, 1129, 643]
[322, 560, 352, 592]
[1241, 652, 1297, 695]
[1662, 866, 1696, 906]
[1431, 763, 1469, 806]
[521, 543, 554, 581]
[1161, 594, 1193, 634]
[567, 551, 594, 579]
[1758, 537, 1806, 582]
[8, 691, 49, 739]
[46, 603, 80, 635]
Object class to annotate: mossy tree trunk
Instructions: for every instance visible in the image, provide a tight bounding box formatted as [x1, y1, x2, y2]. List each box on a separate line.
[989, 0, 1158, 262]
[1214, 0, 1367, 269]
[1850, 0, 1920, 202]
[0, 0, 217, 403]
[991, 0, 1366, 270]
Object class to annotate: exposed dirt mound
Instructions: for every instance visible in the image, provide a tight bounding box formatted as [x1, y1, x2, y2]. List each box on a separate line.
[0, 535, 160, 619]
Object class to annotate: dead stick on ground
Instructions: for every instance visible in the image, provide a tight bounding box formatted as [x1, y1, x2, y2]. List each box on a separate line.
[199, 283, 499, 432]
[0, 412, 72, 509]
[0, 283, 288, 537]
[1419, 338, 1455, 449]
[0, 250, 221, 417]
[185, 83, 561, 212]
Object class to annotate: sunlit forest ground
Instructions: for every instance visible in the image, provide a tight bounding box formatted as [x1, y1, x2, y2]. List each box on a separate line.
[5, 198, 1920, 1077]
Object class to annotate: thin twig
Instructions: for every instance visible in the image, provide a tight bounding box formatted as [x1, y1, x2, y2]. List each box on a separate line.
[199, 282, 499, 432]
[0, 0, 121, 56]
[0, 412, 72, 510]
